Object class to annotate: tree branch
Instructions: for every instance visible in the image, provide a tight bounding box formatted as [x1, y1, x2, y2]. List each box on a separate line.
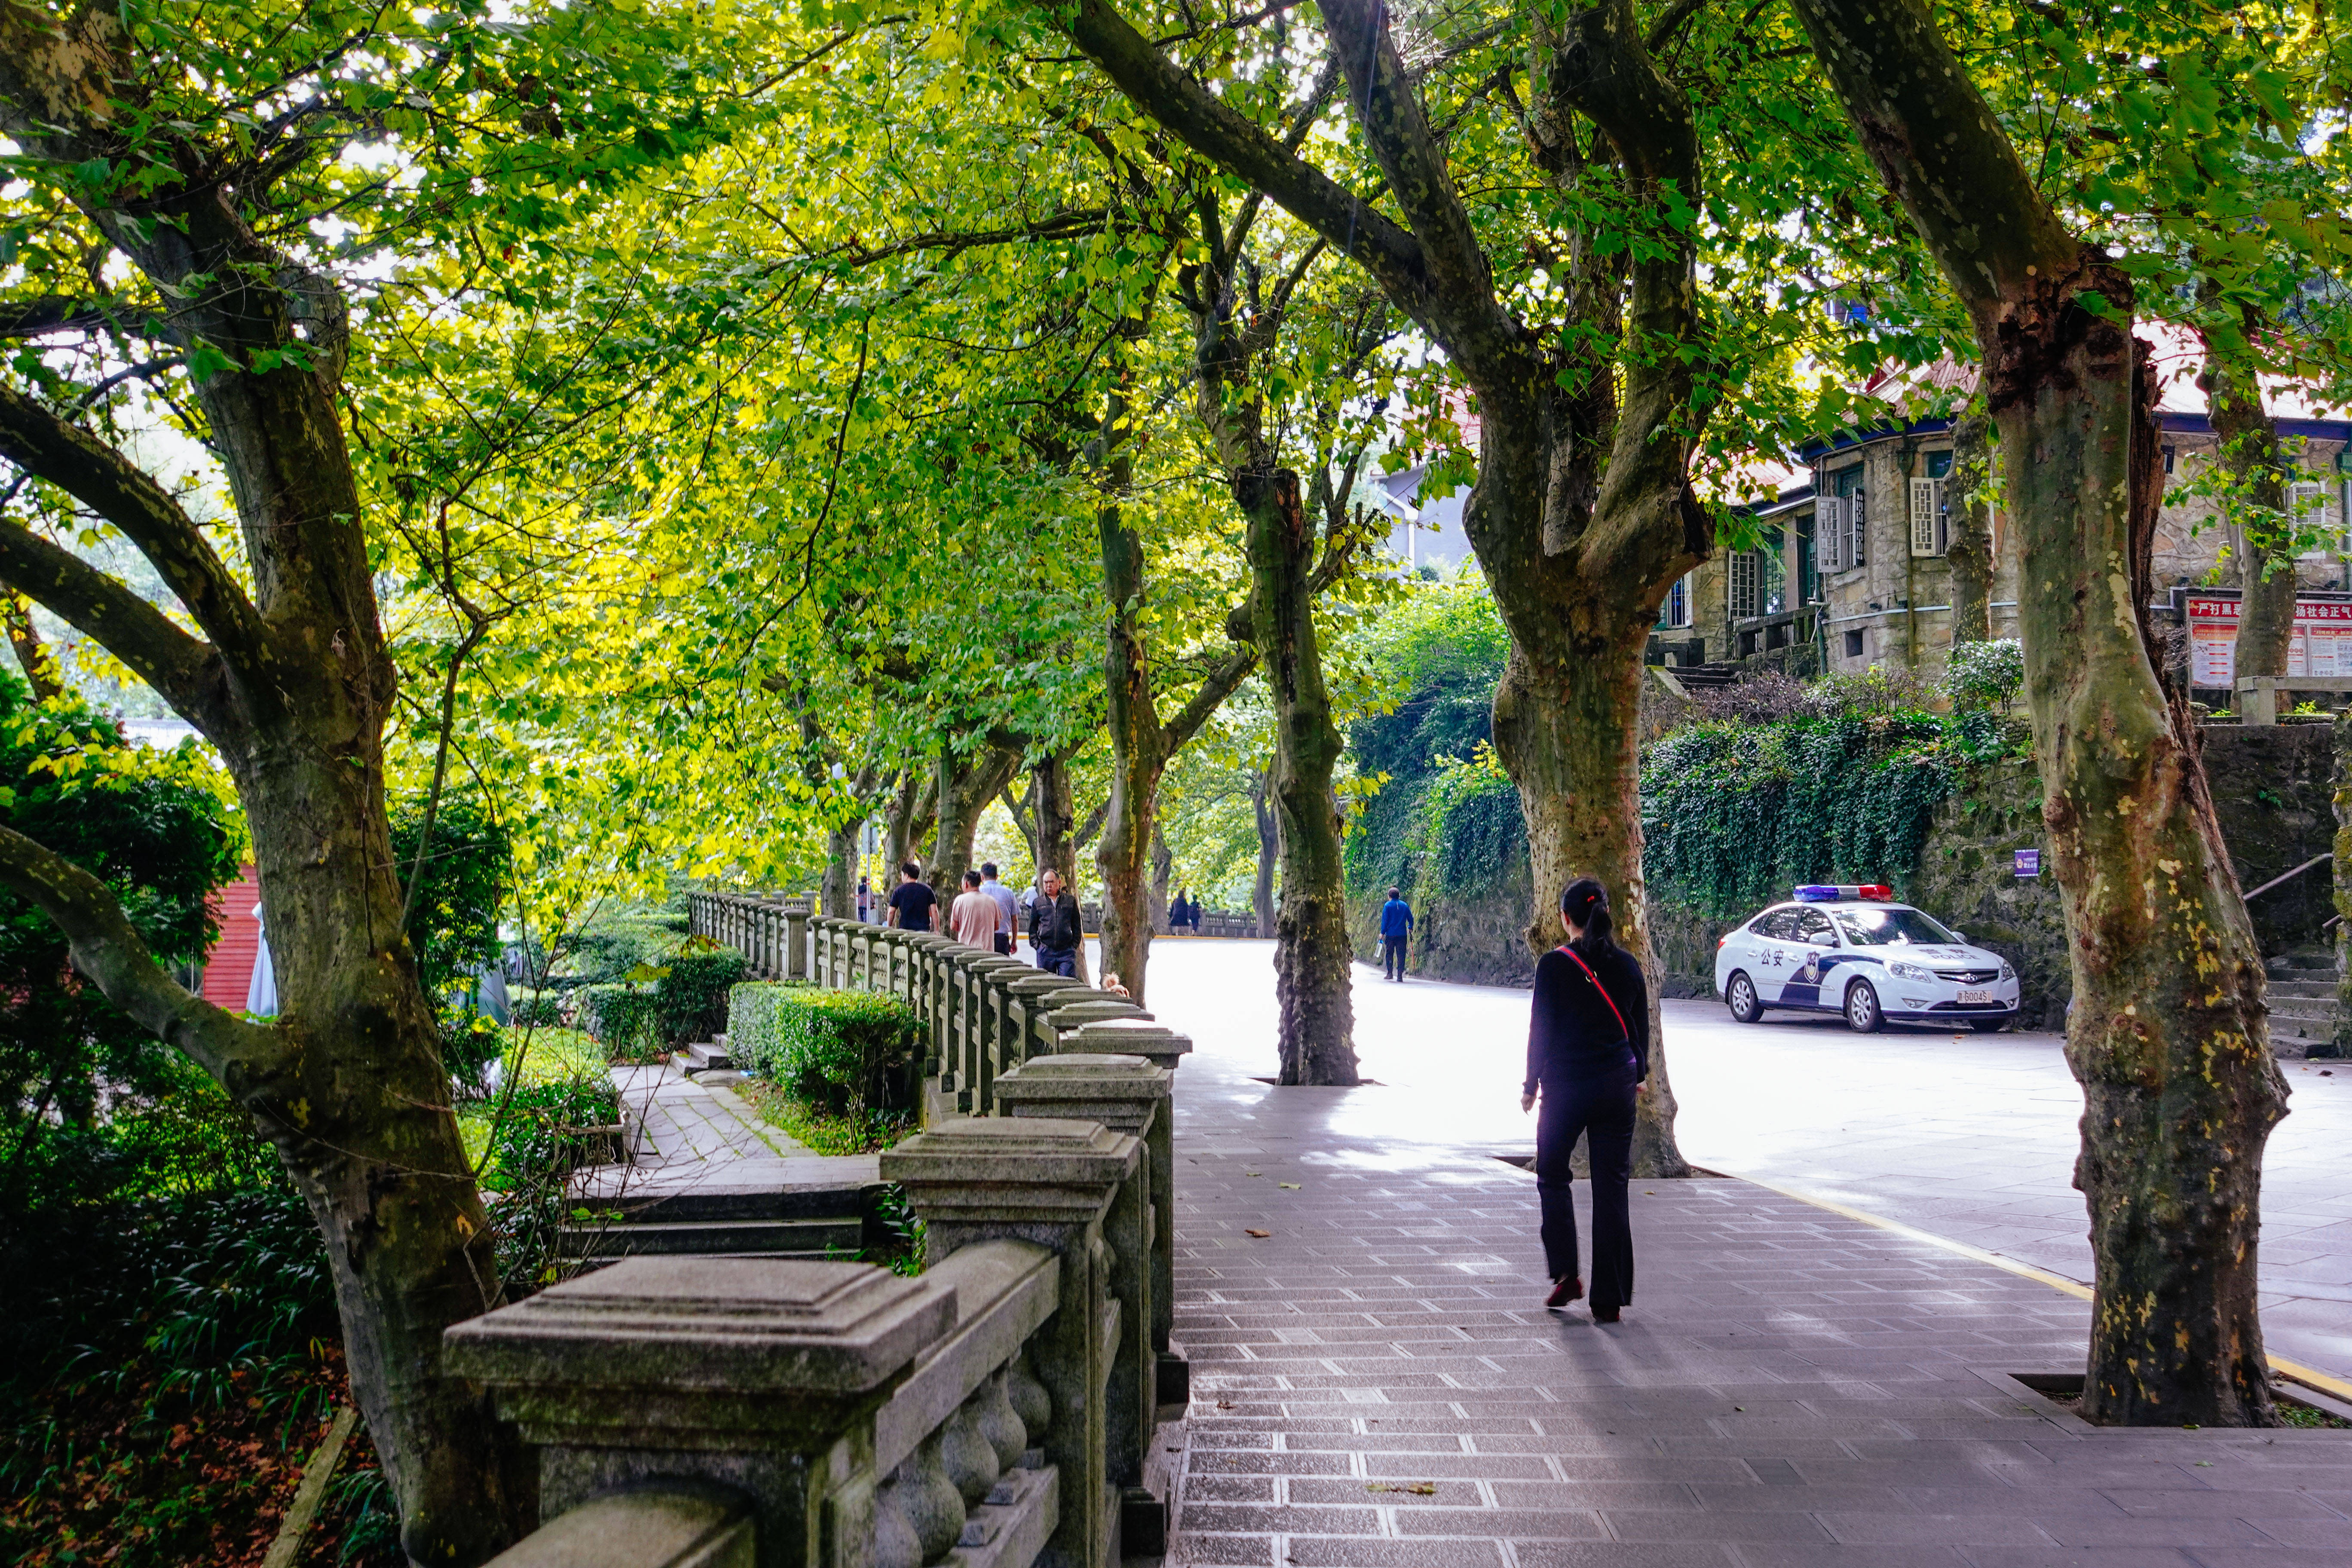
[0, 820, 278, 1084]
[1162, 643, 1259, 754]
[0, 521, 229, 727]
[1058, 0, 1436, 321]
[0, 389, 268, 664]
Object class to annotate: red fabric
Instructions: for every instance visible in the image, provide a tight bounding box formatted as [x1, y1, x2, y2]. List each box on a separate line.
[202, 864, 263, 1009]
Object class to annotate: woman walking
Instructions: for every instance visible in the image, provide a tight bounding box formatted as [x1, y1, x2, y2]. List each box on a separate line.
[1521, 878, 1648, 1322]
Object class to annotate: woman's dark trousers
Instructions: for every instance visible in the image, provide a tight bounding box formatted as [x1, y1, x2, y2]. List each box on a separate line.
[1534, 1060, 1638, 1311]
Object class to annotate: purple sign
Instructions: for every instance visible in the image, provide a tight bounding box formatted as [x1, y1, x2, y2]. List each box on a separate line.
[2015, 849, 2040, 879]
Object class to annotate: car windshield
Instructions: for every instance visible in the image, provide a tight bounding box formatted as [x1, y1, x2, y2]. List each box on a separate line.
[1831, 906, 1958, 946]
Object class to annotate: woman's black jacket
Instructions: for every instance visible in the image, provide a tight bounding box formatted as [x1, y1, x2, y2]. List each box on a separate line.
[1524, 942, 1650, 1093]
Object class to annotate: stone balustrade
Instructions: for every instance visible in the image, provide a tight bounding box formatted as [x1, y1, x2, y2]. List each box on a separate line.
[447, 1115, 1152, 1568]
[689, 891, 813, 981]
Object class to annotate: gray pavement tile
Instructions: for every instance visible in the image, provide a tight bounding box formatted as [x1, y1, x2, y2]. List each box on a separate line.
[1818, 1514, 2061, 1547]
[1285, 1479, 1488, 1507]
[2034, 1518, 2283, 1549]
[1510, 1547, 1737, 1568]
[2240, 1521, 2352, 1549]
[1273, 1539, 1510, 1568]
[1187, 1475, 1280, 1502]
[1188, 1451, 1355, 1476]
[1356, 1455, 1559, 1480]
[1387, 1508, 1611, 1539]
[2185, 1553, 2352, 1568]
[2096, 1490, 2349, 1520]
[1177, 1504, 1385, 1534]
[1600, 1510, 1838, 1544]
[1735, 1550, 1977, 1567]
[1957, 1551, 2199, 1567]
[1168, 1534, 1276, 1566]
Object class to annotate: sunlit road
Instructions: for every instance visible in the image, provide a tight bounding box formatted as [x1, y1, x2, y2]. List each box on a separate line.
[1117, 936, 2352, 1390]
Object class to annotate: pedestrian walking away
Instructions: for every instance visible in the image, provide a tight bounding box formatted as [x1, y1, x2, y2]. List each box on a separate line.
[1378, 885, 1413, 981]
[856, 874, 873, 923]
[885, 859, 937, 933]
[1521, 877, 1648, 1323]
[980, 862, 1019, 955]
[948, 869, 1001, 949]
[1030, 868, 1083, 978]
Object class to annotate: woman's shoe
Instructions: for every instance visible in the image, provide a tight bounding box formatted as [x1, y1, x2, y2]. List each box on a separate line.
[1544, 1277, 1583, 1309]
[1591, 1307, 1620, 1324]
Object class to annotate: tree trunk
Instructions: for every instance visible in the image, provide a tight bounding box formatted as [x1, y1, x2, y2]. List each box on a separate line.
[1251, 767, 1277, 937]
[885, 770, 922, 878]
[1791, 0, 2287, 1427]
[2206, 322, 2294, 683]
[1033, 753, 1091, 984]
[821, 822, 859, 920]
[930, 745, 963, 904]
[1245, 472, 1359, 1085]
[1491, 579, 1686, 1174]
[1096, 434, 1165, 1004]
[1945, 415, 1996, 645]
[1149, 821, 1174, 935]
[3, 592, 58, 701]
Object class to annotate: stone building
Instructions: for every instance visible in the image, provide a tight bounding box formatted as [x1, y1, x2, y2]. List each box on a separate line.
[1665, 340, 2352, 689]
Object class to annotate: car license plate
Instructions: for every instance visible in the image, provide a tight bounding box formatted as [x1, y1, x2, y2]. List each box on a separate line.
[1957, 988, 1992, 1005]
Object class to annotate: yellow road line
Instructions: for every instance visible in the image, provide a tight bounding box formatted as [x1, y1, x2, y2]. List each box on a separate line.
[1721, 1167, 2352, 1405]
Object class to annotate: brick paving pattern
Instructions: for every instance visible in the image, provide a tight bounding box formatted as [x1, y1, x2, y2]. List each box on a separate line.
[1164, 1118, 2352, 1566]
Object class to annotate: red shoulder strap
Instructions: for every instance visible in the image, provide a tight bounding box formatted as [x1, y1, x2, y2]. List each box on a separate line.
[1556, 944, 1631, 1041]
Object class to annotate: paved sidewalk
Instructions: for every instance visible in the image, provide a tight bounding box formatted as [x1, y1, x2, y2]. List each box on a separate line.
[1142, 949, 2352, 1567]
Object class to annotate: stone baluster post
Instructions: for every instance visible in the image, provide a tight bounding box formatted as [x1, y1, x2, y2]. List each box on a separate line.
[784, 897, 812, 981]
[444, 1256, 957, 1568]
[1063, 1020, 1192, 1402]
[989, 1055, 1171, 1497]
[999, 974, 1092, 1067]
[961, 956, 1031, 1112]
[883, 1118, 1142, 1568]
[1032, 997, 1151, 1058]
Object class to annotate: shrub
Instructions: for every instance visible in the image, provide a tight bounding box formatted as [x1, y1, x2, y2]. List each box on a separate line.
[559, 914, 680, 983]
[657, 946, 750, 1047]
[1944, 637, 2024, 713]
[1806, 662, 1933, 719]
[729, 982, 921, 1115]
[475, 1075, 622, 1289]
[512, 987, 564, 1027]
[578, 983, 662, 1054]
[1690, 669, 1809, 724]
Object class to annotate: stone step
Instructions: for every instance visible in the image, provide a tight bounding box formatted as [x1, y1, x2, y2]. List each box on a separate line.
[2268, 980, 2339, 1000]
[677, 1039, 733, 1073]
[558, 1215, 863, 1259]
[2268, 1003, 2339, 1025]
[569, 1158, 882, 1222]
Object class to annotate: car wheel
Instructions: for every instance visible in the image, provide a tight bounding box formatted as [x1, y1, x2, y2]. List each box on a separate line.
[1726, 972, 1763, 1024]
[1844, 980, 1883, 1033]
[1968, 1016, 2007, 1033]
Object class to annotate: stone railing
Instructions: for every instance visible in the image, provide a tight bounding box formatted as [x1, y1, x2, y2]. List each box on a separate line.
[689, 889, 814, 980]
[447, 1114, 1160, 1568]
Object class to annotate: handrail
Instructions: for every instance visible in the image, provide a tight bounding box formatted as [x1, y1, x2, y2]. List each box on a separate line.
[2245, 853, 2332, 902]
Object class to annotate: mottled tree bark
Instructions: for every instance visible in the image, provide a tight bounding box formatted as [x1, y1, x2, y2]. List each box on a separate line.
[1944, 416, 1995, 645]
[2204, 318, 2294, 682]
[0, 14, 532, 1555]
[3, 591, 59, 700]
[1061, 0, 1704, 1164]
[1032, 752, 1091, 983]
[930, 738, 1023, 903]
[1792, 0, 2287, 1427]
[1244, 472, 1358, 1084]
[1149, 821, 1174, 936]
[1251, 766, 1278, 938]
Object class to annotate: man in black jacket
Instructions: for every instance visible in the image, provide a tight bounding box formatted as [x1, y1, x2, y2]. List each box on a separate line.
[1029, 868, 1082, 977]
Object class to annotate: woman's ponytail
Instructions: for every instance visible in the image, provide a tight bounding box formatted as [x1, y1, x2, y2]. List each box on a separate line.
[1561, 877, 1618, 956]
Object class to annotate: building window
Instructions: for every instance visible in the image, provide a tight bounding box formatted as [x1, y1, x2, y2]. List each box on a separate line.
[1844, 628, 1865, 659]
[1656, 572, 1692, 630]
[1926, 449, 1953, 478]
[1729, 550, 1760, 619]
[1909, 477, 1949, 557]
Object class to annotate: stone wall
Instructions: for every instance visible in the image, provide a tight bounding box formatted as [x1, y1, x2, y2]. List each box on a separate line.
[1380, 719, 2339, 1029]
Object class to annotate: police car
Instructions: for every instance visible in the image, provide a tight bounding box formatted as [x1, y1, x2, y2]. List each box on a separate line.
[1713, 885, 2019, 1033]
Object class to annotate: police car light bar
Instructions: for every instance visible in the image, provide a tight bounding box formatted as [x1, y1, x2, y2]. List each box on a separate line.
[1793, 884, 1894, 902]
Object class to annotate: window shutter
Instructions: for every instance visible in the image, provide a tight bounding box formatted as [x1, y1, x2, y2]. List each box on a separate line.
[2289, 480, 2327, 527]
[1817, 499, 1841, 570]
[1933, 478, 1950, 554]
[1850, 489, 1867, 566]
[1909, 477, 1941, 557]
[1730, 551, 1757, 618]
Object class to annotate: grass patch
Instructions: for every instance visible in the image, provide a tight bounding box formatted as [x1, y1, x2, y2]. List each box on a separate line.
[737, 1078, 915, 1156]
[2279, 1397, 2352, 1430]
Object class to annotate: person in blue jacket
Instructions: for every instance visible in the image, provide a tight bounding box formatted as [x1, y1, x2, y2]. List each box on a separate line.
[1378, 887, 1413, 981]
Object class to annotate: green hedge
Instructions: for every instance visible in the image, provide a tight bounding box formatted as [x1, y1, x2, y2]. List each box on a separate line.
[579, 984, 662, 1053]
[729, 983, 921, 1114]
[512, 987, 564, 1028]
[658, 949, 749, 1047]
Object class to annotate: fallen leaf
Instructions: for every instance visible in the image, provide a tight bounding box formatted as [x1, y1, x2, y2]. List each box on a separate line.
[1279, 1182, 1301, 1189]
[1367, 1481, 1438, 1494]
[1245, 1228, 1271, 1238]
[1245, 1171, 1262, 1177]
[1216, 1400, 1234, 1410]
